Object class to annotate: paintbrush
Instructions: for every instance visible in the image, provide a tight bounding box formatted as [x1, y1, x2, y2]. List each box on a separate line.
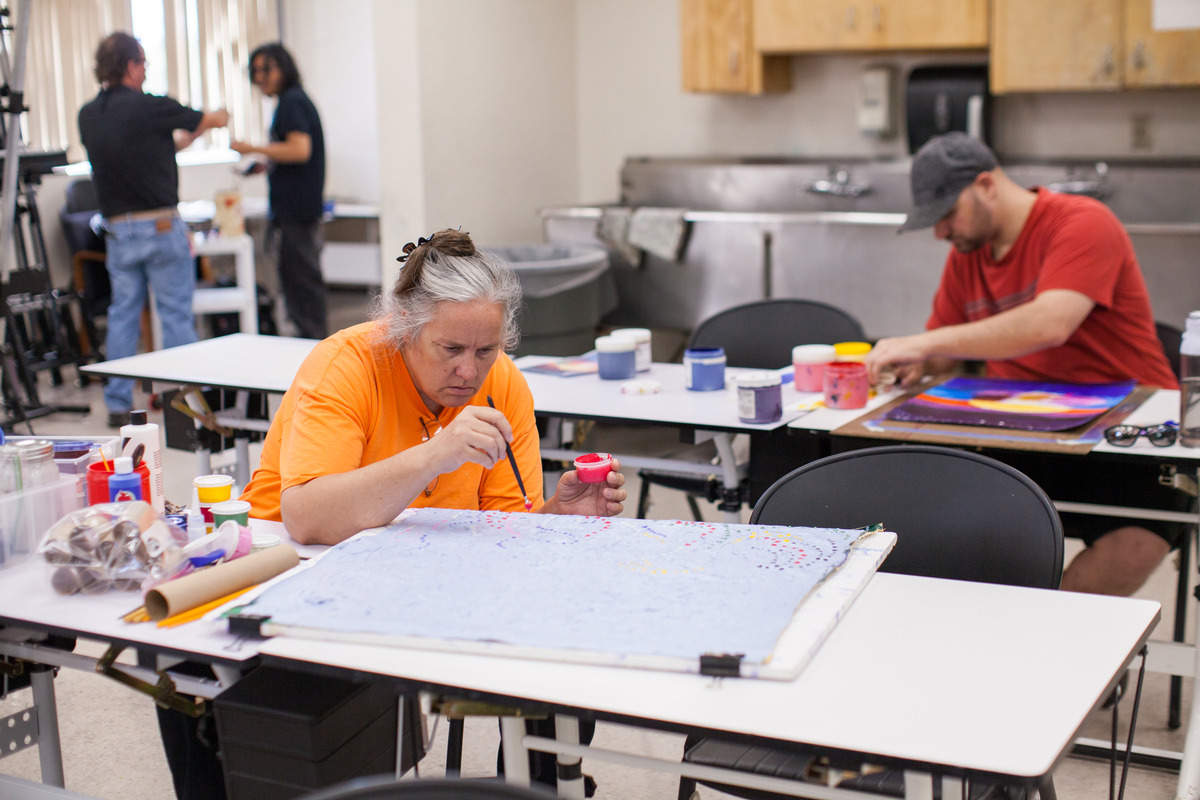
[486, 395, 532, 510]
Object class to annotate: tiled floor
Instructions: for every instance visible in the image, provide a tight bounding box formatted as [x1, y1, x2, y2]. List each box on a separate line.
[0, 288, 1193, 799]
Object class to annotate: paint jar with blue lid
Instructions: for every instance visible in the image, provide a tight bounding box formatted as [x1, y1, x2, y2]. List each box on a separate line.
[595, 335, 637, 380]
[736, 372, 783, 424]
[684, 347, 726, 391]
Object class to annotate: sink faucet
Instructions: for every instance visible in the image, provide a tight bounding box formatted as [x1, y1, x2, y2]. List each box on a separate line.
[1047, 162, 1111, 200]
[806, 168, 872, 198]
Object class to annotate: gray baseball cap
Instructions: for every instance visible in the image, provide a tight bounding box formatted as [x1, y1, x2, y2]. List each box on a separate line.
[899, 132, 998, 232]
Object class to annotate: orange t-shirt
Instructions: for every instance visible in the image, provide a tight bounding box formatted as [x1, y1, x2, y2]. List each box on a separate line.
[241, 322, 543, 521]
[928, 188, 1177, 389]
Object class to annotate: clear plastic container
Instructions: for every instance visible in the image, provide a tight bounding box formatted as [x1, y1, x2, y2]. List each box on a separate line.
[0, 440, 61, 494]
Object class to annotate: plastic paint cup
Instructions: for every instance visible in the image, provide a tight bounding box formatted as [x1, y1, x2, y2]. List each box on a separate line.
[211, 499, 251, 527]
[573, 452, 613, 483]
[194, 474, 234, 504]
[610, 328, 652, 372]
[595, 336, 637, 380]
[736, 372, 784, 424]
[833, 341, 872, 362]
[792, 344, 838, 392]
[683, 347, 726, 391]
[824, 362, 869, 409]
[86, 460, 150, 506]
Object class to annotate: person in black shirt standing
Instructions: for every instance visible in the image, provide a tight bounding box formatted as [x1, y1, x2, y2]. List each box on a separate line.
[232, 42, 328, 340]
[79, 32, 229, 427]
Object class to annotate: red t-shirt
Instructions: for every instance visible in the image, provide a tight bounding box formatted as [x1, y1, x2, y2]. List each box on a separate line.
[927, 188, 1178, 389]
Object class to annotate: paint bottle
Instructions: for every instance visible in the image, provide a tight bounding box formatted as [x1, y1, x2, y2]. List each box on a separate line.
[736, 372, 783, 424]
[595, 335, 637, 380]
[684, 347, 726, 391]
[610, 328, 652, 372]
[792, 344, 837, 392]
[120, 410, 165, 512]
[108, 457, 143, 502]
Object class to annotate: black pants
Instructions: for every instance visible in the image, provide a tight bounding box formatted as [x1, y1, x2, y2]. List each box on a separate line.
[156, 664, 227, 800]
[272, 220, 328, 340]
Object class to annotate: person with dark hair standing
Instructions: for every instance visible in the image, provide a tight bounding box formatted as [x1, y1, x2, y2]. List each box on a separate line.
[231, 42, 328, 340]
[79, 32, 229, 427]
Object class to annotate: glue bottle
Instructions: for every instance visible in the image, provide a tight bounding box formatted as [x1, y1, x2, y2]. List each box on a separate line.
[121, 410, 165, 512]
[108, 457, 143, 502]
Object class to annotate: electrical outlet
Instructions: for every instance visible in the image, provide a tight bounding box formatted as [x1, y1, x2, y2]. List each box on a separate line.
[1132, 114, 1153, 151]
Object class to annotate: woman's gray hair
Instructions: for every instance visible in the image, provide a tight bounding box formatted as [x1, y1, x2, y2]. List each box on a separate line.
[373, 229, 522, 351]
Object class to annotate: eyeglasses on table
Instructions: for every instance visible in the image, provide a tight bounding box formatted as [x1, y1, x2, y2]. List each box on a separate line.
[1103, 421, 1178, 448]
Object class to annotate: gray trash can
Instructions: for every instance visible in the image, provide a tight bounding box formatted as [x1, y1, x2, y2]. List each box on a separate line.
[489, 244, 616, 357]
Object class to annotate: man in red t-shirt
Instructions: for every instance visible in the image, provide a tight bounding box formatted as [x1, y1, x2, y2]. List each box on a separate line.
[865, 132, 1181, 597]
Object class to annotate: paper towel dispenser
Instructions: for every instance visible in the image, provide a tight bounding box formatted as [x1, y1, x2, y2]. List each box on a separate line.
[906, 65, 991, 155]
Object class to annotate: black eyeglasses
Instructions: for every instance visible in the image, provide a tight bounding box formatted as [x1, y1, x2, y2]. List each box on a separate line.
[1104, 422, 1178, 448]
[419, 417, 442, 496]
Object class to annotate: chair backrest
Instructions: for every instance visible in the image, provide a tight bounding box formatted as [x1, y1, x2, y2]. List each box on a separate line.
[63, 179, 100, 214]
[298, 777, 554, 800]
[750, 445, 1064, 589]
[688, 299, 866, 369]
[1156, 320, 1183, 380]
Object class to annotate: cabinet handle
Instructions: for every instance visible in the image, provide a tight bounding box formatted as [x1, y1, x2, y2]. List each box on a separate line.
[1131, 40, 1146, 70]
[1099, 44, 1115, 76]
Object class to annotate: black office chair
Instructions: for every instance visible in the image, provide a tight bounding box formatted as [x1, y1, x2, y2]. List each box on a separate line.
[636, 298, 866, 520]
[298, 776, 555, 800]
[678, 445, 1064, 800]
[1156, 321, 1182, 379]
[58, 178, 109, 357]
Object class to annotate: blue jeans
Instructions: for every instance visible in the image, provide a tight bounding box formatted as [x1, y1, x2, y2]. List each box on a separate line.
[103, 216, 196, 412]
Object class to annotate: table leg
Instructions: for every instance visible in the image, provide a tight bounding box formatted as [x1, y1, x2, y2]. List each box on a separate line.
[554, 714, 585, 800]
[29, 665, 64, 788]
[500, 716, 531, 787]
[713, 433, 740, 524]
[234, 437, 250, 490]
[195, 447, 211, 479]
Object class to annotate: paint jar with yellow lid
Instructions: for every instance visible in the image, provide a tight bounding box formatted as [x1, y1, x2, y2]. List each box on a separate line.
[833, 341, 872, 362]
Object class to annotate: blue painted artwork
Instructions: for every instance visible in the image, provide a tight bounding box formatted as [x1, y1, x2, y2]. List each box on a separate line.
[247, 508, 886, 676]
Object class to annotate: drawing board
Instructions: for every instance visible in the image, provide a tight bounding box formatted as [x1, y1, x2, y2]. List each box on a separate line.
[244, 508, 894, 680]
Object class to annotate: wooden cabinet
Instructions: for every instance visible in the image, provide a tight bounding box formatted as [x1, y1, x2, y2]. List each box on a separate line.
[682, 0, 792, 94]
[1124, 0, 1200, 88]
[752, 0, 988, 53]
[991, 0, 1200, 92]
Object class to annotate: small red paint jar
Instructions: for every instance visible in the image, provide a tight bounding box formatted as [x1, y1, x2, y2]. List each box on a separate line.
[573, 452, 613, 483]
[823, 362, 869, 409]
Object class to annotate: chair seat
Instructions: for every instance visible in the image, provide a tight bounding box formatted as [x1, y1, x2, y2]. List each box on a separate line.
[685, 739, 815, 779]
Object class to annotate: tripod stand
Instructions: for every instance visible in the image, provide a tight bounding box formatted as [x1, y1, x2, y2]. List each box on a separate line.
[0, 0, 91, 431]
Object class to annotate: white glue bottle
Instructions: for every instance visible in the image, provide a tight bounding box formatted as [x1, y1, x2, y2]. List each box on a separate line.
[121, 410, 165, 512]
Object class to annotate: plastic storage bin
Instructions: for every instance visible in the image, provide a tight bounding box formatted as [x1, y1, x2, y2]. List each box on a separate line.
[489, 244, 616, 357]
[0, 476, 85, 570]
[214, 666, 421, 800]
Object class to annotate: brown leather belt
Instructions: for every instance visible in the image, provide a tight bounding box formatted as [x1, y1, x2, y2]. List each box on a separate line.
[104, 207, 180, 224]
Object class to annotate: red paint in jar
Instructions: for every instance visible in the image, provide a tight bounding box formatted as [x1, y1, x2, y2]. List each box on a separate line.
[573, 452, 613, 483]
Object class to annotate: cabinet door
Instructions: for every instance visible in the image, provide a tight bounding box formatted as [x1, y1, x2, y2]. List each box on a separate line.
[1124, 0, 1200, 87]
[991, 0, 1123, 92]
[682, 0, 791, 93]
[754, 0, 987, 52]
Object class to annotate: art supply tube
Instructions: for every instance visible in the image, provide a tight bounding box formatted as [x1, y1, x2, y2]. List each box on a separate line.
[792, 344, 837, 392]
[211, 499, 251, 528]
[736, 372, 783, 424]
[595, 335, 637, 380]
[194, 474, 235, 533]
[610, 328, 652, 372]
[683, 347, 726, 391]
[120, 410, 165, 512]
[823, 362, 869, 409]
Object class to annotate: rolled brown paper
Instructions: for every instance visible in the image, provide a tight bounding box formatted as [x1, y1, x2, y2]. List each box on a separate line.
[144, 544, 300, 621]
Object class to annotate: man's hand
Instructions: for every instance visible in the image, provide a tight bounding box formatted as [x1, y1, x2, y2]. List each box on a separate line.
[540, 457, 626, 517]
[865, 334, 930, 386]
